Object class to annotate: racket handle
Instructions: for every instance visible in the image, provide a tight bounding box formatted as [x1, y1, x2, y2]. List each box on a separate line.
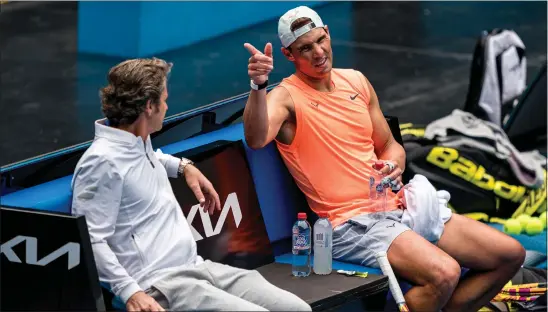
[376, 251, 406, 306]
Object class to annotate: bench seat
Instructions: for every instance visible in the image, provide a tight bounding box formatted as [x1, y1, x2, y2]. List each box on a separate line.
[3, 122, 544, 311]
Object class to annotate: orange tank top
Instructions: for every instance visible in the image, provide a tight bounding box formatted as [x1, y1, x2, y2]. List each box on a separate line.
[275, 68, 399, 228]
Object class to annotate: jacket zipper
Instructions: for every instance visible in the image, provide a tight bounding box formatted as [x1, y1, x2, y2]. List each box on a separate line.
[131, 233, 146, 266]
[144, 144, 155, 168]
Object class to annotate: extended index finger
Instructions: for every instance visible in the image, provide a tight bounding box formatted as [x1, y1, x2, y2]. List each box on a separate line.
[244, 43, 261, 56]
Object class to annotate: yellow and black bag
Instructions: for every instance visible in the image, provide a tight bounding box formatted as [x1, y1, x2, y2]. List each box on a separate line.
[400, 122, 546, 221]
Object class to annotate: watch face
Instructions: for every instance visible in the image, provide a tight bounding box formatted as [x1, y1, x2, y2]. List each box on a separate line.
[178, 161, 186, 175]
[178, 159, 193, 176]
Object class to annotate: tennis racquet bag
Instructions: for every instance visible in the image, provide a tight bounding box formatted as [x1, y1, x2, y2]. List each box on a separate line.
[400, 113, 546, 221]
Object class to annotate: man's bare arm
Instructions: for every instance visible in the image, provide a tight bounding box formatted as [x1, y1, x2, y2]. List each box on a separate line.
[243, 86, 292, 149]
[242, 42, 292, 149]
[363, 74, 406, 172]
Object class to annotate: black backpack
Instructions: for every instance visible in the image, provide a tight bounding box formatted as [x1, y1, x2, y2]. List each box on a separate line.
[463, 28, 527, 128]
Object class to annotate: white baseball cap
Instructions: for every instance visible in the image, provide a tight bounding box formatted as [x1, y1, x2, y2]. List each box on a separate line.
[278, 6, 325, 48]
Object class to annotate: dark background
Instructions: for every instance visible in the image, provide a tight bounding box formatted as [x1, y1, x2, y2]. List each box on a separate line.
[1, 1, 546, 166]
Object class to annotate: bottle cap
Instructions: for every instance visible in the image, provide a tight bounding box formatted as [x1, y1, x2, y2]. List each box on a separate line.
[373, 161, 384, 170]
[318, 211, 328, 218]
[298, 212, 307, 219]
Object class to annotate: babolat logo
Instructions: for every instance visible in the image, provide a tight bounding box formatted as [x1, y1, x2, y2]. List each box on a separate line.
[186, 192, 242, 241]
[426, 147, 546, 206]
[513, 170, 547, 217]
[1, 236, 80, 270]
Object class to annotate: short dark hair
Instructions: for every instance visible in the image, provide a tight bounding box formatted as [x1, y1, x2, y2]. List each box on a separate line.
[99, 58, 172, 127]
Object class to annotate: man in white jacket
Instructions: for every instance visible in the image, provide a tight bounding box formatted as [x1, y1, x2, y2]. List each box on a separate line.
[71, 58, 311, 312]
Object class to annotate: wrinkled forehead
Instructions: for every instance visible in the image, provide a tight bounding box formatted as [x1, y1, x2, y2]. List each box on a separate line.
[291, 27, 327, 48]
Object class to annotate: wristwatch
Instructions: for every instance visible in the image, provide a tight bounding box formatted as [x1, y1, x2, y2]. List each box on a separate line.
[250, 79, 268, 91]
[177, 158, 194, 178]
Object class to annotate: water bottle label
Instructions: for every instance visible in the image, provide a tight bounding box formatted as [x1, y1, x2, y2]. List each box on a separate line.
[293, 233, 310, 250]
[315, 233, 330, 248]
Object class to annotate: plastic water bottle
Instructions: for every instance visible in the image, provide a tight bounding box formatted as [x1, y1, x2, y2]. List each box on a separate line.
[376, 183, 387, 212]
[369, 176, 377, 199]
[292, 212, 311, 277]
[313, 212, 332, 275]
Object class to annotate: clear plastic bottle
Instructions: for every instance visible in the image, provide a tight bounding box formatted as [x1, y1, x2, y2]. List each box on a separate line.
[376, 183, 386, 212]
[369, 176, 377, 199]
[313, 212, 332, 275]
[292, 212, 311, 277]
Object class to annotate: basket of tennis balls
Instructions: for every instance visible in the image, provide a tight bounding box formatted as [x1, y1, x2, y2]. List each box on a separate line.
[503, 212, 547, 236]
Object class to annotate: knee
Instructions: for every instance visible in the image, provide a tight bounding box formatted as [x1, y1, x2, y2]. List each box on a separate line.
[429, 258, 461, 298]
[500, 238, 526, 270]
[273, 290, 311, 311]
[295, 301, 312, 312]
[283, 296, 312, 311]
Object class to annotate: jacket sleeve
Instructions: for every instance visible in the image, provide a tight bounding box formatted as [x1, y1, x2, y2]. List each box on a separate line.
[71, 155, 142, 303]
[154, 148, 181, 178]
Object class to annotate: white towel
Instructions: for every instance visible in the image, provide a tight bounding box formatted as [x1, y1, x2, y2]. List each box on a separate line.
[400, 174, 453, 243]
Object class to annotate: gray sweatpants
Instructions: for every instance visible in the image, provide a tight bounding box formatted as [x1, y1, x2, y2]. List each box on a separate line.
[146, 260, 311, 311]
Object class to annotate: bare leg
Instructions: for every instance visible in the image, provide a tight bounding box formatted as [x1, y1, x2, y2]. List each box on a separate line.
[387, 230, 462, 311]
[437, 214, 526, 312]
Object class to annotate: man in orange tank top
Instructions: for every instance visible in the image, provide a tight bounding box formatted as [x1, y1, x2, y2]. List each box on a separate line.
[242, 6, 525, 312]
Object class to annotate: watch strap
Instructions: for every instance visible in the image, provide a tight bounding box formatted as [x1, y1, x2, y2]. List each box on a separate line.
[250, 79, 268, 90]
[177, 158, 194, 178]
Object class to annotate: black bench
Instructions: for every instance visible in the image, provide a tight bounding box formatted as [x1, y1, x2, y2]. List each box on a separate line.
[257, 262, 388, 311]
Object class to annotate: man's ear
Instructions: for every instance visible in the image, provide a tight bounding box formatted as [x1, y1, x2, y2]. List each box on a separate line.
[144, 99, 153, 117]
[281, 47, 295, 62]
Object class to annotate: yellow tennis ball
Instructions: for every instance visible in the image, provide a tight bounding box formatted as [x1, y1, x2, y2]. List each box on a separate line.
[516, 214, 531, 228]
[504, 219, 522, 235]
[525, 218, 544, 236]
[540, 211, 547, 229]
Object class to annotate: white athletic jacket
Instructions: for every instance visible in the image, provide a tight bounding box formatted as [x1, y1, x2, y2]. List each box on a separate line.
[71, 119, 203, 304]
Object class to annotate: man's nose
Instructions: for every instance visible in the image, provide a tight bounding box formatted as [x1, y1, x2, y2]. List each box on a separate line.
[312, 43, 324, 57]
